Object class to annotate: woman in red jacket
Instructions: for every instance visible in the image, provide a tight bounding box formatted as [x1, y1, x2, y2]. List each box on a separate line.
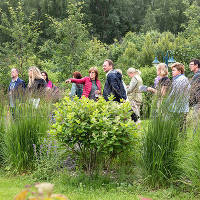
[66, 67, 101, 100]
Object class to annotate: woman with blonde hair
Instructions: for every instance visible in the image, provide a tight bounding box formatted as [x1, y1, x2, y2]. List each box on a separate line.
[147, 63, 171, 97]
[66, 67, 101, 100]
[28, 66, 46, 95]
[127, 67, 143, 121]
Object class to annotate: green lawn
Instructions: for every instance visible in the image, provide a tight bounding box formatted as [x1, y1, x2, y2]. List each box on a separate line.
[0, 173, 198, 200]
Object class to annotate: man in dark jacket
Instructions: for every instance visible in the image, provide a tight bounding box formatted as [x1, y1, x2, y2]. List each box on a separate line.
[189, 59, 200, 133]
[8, 68, 26, 108]
[103, 59, 127, 102]
[189, 59, 200, 107]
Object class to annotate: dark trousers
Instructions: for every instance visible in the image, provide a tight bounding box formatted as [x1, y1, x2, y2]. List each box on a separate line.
[131, 111, 139, 122]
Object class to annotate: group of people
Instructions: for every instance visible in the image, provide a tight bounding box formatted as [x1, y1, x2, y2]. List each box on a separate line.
[66, 58, 200, 128]
[8, 66, 54, 110]
[66, 59, 127, 103]
[66, 59, 144, 122]
[8, 58, 200, 129]
[147, 59, 200, 132]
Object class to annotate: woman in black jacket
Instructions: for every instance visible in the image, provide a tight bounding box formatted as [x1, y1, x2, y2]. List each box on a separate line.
[28, 66, 46, 100]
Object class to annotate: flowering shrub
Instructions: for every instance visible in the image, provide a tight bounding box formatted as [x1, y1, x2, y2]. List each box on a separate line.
[32, 134, 64, 181]
[51, 96, 139, 174]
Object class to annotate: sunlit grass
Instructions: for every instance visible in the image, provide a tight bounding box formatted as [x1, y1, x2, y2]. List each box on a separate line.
[0, 172, 199, 200]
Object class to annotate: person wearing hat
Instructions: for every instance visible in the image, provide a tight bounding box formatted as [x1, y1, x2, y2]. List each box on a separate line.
[127, 68, 143, 121]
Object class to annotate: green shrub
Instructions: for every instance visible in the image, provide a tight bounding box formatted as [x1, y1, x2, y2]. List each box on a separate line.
[2, 98, 52, 172]
[0, 64, 10, 90]
[51, 96, 139, 175]
[140, 66, 156, 119]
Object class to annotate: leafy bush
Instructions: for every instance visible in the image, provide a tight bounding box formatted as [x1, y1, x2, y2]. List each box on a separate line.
[140, 66, 156, 119]
[51, 96, 139, 175]
[0, 64, 10, 90]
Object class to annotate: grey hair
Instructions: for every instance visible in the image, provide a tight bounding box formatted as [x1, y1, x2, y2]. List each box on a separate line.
[127, 68, 141, 75]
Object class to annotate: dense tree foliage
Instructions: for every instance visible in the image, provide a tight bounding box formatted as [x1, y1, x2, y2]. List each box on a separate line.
[0, 0, 199, 44]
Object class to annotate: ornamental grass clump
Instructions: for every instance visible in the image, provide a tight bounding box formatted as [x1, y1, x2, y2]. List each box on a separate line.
[3, 98, 52, 172]
[142, 93, 185, 187]
[180, 134, 200, 191]
[51, 96, 139, 175]
[0, 93, 7, 164]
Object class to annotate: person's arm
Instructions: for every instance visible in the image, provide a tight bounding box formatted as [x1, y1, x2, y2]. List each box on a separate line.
[194, 87, 200, 107]
[127, 77, 137, 94]
[147, 87, 157, 93]
[189, 88, 195, 107]
[66, 77, 86, 84]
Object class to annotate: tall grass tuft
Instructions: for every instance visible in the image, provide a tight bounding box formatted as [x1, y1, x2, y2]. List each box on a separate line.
[142, 94, 184, 187]
[0, 92, 7, 164]
[2, 98, 52, 172]
[180, 134, 200, 191]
